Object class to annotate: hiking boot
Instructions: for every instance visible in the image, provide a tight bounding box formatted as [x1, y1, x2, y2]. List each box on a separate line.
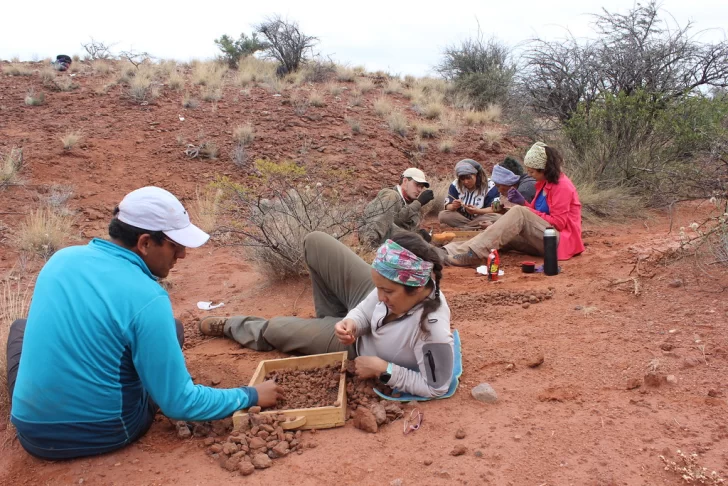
[446, 249, 485, 267]
[199, 316, 226, 337]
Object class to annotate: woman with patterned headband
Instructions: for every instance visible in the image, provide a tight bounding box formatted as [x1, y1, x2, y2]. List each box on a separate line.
[443, 142, 585, 266]
[200, 231, 454, 398]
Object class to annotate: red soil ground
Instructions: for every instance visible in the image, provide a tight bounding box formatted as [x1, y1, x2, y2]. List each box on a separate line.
[1, 62, 727, 485]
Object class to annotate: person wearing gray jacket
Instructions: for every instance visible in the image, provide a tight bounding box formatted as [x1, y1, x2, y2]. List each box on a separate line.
[200, 231, 454, 398]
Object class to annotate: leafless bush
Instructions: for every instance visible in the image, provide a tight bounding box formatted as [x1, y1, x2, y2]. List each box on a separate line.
[231, 143, 248, 168]
[221, 179, 381, 279]
[24, 89, 44, 106]
[255, 15, 318, 74]
[81, 38, 116, 60]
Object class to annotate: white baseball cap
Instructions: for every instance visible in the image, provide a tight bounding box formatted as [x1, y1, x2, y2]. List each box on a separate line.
[402, 167, 429, 187]
[117, 187, 209, 248]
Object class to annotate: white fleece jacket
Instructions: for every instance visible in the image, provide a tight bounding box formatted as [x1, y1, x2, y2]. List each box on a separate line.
[347, 288, 453, 398]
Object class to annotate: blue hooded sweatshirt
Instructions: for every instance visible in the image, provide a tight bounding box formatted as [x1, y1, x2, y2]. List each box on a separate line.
[11, 238, 257, 459]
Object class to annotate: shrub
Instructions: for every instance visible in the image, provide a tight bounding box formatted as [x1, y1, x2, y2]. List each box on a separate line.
[91, 60, 114, 75]
[437, 32, 515, 109]
[1, 147, 23, 188]
[349, 93, 363, 107]
[81, 38, 115, 60]
[233, 123, 255, 145]
[193, 62, 227, 87]
[221, 181, 372, 279]
[16, 208, 73, 259]
[24, 89, 44, 106]
[214, 32, 267, 68]
[38, 67, 56, 86]
[53, 76, 79, 92]
[298, 59, 337, 83]
[231, 143, 248, 168]
[373, 97, 393, 116]
[45, 184, 74, 213]
[481, 129, 501, 148]
[60, 131, 83, 150]
[254, 159, 306, 180]
[575, 182, 643, 223]
[387, 111, 408, 137]
[255, 16, 318, 73]
[237, 56, 277, 84]
[439, 111, 460, 135]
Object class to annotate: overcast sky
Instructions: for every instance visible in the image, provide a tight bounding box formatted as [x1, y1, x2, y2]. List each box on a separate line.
[1, 0, 726, 76]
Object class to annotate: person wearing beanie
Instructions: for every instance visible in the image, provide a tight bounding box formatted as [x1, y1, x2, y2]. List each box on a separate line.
[438, 159, 499, 228]
[7, 187, 282, 460]
[359, 167, 434, 248]
[443, 143, 585, 266]
[497, 156, 537, 203]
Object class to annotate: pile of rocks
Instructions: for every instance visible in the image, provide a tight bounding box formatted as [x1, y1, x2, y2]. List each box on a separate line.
[201, 407, 308, 476]
[345, 364, 405, 433]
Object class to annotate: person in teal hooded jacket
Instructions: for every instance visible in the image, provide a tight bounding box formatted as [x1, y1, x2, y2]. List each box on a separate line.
[6, 187, 282, 460]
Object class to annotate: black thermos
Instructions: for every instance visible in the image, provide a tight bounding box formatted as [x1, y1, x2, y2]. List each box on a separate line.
[543, 227, 559, 276]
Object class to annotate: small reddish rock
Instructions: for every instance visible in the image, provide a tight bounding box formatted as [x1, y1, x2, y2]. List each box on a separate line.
[450, 445, 467, 456]
[424, 459, 433, 466]
[248, 406, 262, 414]
[644, 372, 667, 387]
[204, 437, 215, 446]
[370, 403, 387, 426]
[222, 442, 239, 455]
[251, 453, 272, 469]
[238, 460, 255, 476]
[625, 378, 642, 390]
[257, 431, 270, 440]
[526, 353, 545, 368]
[270, 441, 290, 459]
[353, 407, 378, 433]
[248, 437, 267, 450]
[208, 444, 223, 454]
[455, 428, 466, 439]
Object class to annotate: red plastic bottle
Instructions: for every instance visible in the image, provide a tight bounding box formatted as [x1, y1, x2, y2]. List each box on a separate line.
[486, 249, 500, 281]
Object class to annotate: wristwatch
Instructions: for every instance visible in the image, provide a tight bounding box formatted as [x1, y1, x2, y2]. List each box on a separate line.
[379, 362, 393, 384]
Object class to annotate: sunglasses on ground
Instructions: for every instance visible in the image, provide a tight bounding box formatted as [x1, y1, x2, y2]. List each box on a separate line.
[403, 408, 423, 435]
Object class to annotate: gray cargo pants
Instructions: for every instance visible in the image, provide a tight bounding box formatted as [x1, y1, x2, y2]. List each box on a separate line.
[224, 232, 374, 358]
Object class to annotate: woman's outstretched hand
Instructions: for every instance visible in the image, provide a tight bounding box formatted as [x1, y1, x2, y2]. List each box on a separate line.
[334, 318, 357, 345]
[354, 356, 388, 379]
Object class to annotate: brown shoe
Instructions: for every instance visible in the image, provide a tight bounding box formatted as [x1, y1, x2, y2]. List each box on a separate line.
[446, 249, 485, 267]
[199, 316, 226, 337]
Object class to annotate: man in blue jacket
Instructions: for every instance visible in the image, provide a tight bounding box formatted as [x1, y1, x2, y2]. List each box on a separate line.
[5, 186, 281, 460]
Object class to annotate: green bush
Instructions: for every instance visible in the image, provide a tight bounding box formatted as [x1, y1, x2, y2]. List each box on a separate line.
[214, 33, 267, 69]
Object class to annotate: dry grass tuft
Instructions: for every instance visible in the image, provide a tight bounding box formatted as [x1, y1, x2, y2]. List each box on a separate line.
[439, 139, 455, 153]
[387, 111, 408, 137]
[60, 131, 83, 150]
[308, 91, 325, 107]
[439, 111, 460, 135]
[346, 117, 361, 134]
[576, 182, 643, 223]
[24, 89, 44, 106]
[201, 85, 223, 101]
[420, 177, 452, 216]
[1, 278, 32, 418]
[3, 64, 33, 76]
[193, 62, 227, 87]
[167, 71, 184, 90]
[38, 67, 56, 86]
[92, 61, 114, 75]
[355, 77, 375, 93]
[182, 93, 199, 109]
[416, 123, 439, 139]
[421, 102, 444, 120]
[373, 97, 393, 116]
[16, 208, 74, 259]
[383, 79, 402, 94]
[53, 76, 78, 92]
[1, 147, 23, 188]
[464, 105, 502, 125]
[126, 75, 159, 104]
[233, 123, 255, 145]
[336, 67, 356, 82]
[481, 129, 502, 149]
[190, 188, 222, 234]
[326, 83, 343, 96]
[237, 57, 276, 84]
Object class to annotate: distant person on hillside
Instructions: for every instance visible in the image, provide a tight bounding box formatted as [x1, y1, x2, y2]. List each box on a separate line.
[200, 231, 455, 399]
[437, 159, 498, 228]
[358, 167, 434, 248]
[52, 54, 72, 71]
[6, 187, 282, 460]
[443, 142, 585, 266]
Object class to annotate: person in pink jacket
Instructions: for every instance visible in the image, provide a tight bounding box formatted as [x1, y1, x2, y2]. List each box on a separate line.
[443, 142, 585, 266]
